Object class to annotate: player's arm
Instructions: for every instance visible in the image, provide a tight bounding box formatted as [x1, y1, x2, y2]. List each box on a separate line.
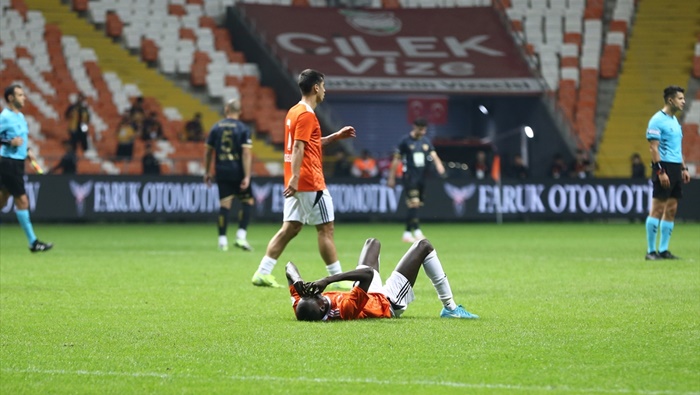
[681, 156, 690, 184]
[387, 153, 401, 187]
[309, 267, 374, 294]
[648, 139, 670, 188]
[203, 144, 215, 186]
[321, 126, 356, 146]
[241, 144, 252, 189]
[430, 150, 446, 176]
[284, 140, 305, 197]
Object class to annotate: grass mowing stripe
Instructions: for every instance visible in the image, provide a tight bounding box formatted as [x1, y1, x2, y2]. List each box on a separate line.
[3, 369, 698, 395]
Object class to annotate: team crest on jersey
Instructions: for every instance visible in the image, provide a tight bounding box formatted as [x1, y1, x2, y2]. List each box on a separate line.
[408, 144, 414, 150]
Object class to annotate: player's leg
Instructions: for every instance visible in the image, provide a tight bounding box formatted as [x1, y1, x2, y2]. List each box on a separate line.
[216, 181, 234, 251]
[645, 172, 670, 261]
[658, 197, 679, 259]
[356, 238, 381, 271]
[403, 187, 421, 243]
[15, 193, 52, 252]
[309, 190, 350, 289]
[233, 187, 254, 251]
[4, 160, 51, 252]
[658, 167, 683, 259]
[79, 132, 88, 153]
[392, 239, 478, 319]
[412, 183, 426, 240]
[252, 193, 304, 287]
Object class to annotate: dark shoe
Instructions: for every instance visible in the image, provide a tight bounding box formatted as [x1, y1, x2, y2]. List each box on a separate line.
[658, 250, 680, 260]
[645, 251, 660, 260]
[29, 240, 53, 253]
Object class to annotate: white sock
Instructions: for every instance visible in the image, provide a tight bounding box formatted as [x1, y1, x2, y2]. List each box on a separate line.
[326, 261, 342, 275]
[218, 235, 228, 246]
[422, 250, 457, 309]
[257, 255, 277, 275]
[414, 228, 424, 238]
[236, 228, 247, 240]
[403, 231, 413, 239]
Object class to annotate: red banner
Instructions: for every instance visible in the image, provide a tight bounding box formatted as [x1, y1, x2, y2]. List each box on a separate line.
[407, 96, 448, 125]
[239, 5, 541, 94]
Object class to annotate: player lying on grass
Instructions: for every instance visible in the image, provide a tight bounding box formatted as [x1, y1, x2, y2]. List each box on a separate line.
[286, 238, 478, 321]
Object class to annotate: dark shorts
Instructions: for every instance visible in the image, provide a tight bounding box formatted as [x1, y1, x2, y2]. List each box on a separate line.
[652, 162, 683, 200]
[0, 157, 26, 197]
[217, 178, 252, 201]
[403, 178, 425, 203]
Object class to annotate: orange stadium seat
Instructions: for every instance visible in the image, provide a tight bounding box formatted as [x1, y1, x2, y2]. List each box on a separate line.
[72, 0, 89, 12]
[105, 11, 123, 38]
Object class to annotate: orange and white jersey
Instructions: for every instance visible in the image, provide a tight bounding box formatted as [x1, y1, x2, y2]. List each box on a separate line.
[289, 285, 392, 320]
[283, 102, 326, 192]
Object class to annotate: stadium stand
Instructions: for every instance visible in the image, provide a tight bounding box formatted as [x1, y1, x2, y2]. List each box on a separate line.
[5, 0, 698, 177]
[596, 0, 700, 177]
[499, 0, 606, 151]
[1, 0, 276, 175]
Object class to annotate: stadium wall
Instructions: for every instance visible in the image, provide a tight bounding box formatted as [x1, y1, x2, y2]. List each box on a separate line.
[2, 176, 699, 222]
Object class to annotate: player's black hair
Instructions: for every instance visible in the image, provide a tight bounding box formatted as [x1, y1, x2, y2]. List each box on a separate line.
[4, 84, 21, 102]
[298, 69, 324, 96]
[413, 118, 428, 128]
[663, 85, 684, 102]
[295, 297, 324, 322]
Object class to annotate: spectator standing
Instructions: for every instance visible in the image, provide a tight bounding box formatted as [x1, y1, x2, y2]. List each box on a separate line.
[569, 149, 593, 178]
[471, 150, 490, 180]
[142, 111, 164, 141]
[129, 96, 145, 122]
[631, 152, 646, 179]
[183, 113, 205, 141]
[387, 118, 446, 243]
[64, 93, 90, 153]
[509, 154, 528, 179]
[115, 114, 137, 160]
[48, 140, 77, 174]
[332, 150, 352, 178]
[550, 153, 567, 179]
[351, 149, 378, 178]
[142, 143, 161, 175]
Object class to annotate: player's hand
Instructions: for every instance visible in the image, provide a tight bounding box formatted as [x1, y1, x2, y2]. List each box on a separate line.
[386, 178, 395, 188]
[336, 126, 356, 140]
[682, 169, 690, 184]
[659, 173, 670, 188]
[10, 136, 23, 147]
[240, 177, 250, 190]
[284, 176, 298, 197]
[306, 280, 327, 295]
[204, 173, 213, 187]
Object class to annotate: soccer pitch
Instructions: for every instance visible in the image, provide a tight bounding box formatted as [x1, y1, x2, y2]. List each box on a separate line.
[1, 222, 698, 395]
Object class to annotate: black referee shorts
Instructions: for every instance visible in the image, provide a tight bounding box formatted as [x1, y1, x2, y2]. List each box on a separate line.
[652, 162, 683, 200]
[0, 157, 27, 197]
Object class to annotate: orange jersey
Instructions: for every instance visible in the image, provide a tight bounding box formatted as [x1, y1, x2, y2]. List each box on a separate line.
[283, 102, 326, 192]
[289, 285, 392, 320]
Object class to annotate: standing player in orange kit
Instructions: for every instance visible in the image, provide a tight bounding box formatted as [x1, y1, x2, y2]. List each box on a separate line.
[251, 69, 356, 288]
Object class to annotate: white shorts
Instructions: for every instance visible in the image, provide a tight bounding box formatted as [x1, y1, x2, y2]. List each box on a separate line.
[358, 265, 415, 318]
[283, 189, 335, 225]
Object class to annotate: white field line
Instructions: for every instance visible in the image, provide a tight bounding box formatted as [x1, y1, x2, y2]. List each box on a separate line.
[3, 368, 699, 395]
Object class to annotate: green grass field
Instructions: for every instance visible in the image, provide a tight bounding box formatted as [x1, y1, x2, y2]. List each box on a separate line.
[1, 222, 698, 395]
